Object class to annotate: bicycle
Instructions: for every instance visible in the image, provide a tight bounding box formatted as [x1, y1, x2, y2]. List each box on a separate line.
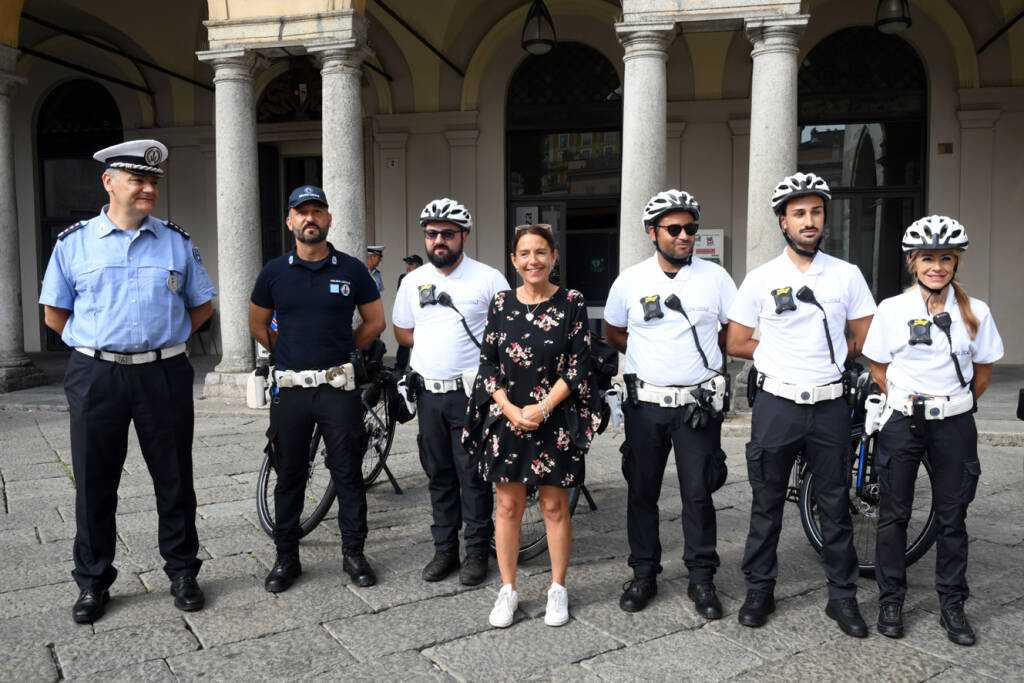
[255, 351, 400, 539]
[790, 375, 939, 576]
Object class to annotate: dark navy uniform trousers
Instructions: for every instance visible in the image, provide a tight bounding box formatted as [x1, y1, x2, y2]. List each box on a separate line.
[416, 390, 493, 557]
[268, 386, 367, 554]
[742, 391, 859, 599]
[621, 402, 721, 582]
[875, 412, 979, 609]
[65, 351, 201, 590]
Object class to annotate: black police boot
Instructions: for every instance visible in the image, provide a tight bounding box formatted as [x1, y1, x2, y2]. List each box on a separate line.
[460, 554, 488, 586]
[265, 553, 302, 593]
[939, 603, 976, 646]
[687, 582, 723, 620]
[343, 552, 377, 587]
[72, 588, 109, 624]
[826, 597, 868, 638]
[421, 551, 460, 582]
[737, 589, 775, 627]
[170, 576, 205, 612]
[619, 576, 657, 613]
[877, 601, 904, 639]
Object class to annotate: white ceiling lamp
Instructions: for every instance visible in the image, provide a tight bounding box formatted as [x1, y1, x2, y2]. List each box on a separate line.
[522, 0, 557, 55]
[875, 0, 912, 34]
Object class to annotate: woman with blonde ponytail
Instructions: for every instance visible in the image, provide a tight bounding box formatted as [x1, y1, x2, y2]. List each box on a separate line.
[862, 216, 1004, 646]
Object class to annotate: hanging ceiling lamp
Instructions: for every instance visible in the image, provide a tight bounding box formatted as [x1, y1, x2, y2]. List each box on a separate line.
[875, 0, 912, 34]
[522, 0, 557, 55]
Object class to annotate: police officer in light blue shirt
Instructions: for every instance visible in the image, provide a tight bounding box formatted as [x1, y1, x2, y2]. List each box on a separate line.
[39, 139, 216, 624]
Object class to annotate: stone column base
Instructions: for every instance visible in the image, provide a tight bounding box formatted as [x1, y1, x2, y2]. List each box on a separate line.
[203, 371, 250, 399]
[0, 363, 48, 393]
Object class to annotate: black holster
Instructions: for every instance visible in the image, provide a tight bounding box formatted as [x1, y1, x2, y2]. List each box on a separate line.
[405, 370, 424, 403]
[623, 373, 639, 408]
[746, 365, 760, 408]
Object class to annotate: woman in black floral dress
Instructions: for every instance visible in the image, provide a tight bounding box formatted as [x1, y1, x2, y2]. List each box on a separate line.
[462, 224, 601, 628]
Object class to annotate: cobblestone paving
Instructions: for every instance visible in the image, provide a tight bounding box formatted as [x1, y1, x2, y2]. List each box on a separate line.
[1, 364, 1022, 681]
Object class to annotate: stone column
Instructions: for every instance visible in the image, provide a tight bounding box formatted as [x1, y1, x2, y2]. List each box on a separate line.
[728, 118, 750, 279]
[956, 109, 999, 301]
[616, 24, 674, 271]
[0, 46, 45, 392]
[445, 130, 480, 257]
[743, 16, 808, 273]
[310, 40, 372, 260]
[196, 49, 262, 378]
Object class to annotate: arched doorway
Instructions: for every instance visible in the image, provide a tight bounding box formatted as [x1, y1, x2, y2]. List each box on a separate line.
[506, 42, 622, 303]
[36, 79, 123, 349]
[799, 27, 927, 300]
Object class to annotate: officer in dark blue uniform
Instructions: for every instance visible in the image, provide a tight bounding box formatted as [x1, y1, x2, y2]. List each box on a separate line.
[39, 139, 216, 624]
[250, 186, 386, 593]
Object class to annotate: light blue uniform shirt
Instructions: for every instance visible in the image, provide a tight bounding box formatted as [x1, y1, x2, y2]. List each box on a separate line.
[39, 206, 217, 352]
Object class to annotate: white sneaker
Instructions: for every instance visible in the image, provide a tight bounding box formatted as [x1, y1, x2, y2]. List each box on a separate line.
[544, 582, 569, 626]
[489, 584, 518, 628]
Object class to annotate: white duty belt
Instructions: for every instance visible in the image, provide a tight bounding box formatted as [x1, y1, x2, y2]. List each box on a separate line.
[421, 376, 464, 394]
[757, 373, 844, 405]
[886, 385, 974, 420]
[76, 343, 186, 365]
[274, 363, 355, 390]
[636, 375, 727, 411]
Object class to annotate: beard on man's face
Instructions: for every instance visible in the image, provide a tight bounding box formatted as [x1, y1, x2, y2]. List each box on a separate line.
[427, 241, 462, 268]
[293, 220, 328, 244]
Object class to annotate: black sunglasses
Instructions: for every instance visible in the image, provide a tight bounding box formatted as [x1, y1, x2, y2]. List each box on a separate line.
[656, 223, 699, 237]
[424, 228, 465, 241]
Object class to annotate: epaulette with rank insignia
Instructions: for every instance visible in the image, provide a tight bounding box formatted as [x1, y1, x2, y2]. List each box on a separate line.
[164, 220, 191, 240]
[56, 221, 87, 240]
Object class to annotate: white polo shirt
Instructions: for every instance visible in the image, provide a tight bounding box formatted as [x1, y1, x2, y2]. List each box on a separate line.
[728, 249, 876, 385]
[863, 286, 1003, 397]
[392, 255, 509, 380]
[605, 255, 737, 386]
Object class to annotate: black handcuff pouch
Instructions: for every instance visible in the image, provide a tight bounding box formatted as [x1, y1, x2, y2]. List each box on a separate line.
[910, 395, 926, 437]
[623, 373, 639, 408]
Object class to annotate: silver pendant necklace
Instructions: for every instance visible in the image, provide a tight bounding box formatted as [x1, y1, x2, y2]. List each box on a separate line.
[525, 300, 543, 321]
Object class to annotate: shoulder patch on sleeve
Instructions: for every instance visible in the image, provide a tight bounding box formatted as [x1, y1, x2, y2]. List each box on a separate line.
[56, 221, 87, 240]
[164, 220, 192, 240]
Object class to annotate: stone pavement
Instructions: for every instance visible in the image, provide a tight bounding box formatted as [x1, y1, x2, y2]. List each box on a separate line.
[1, 355, 1022, 682]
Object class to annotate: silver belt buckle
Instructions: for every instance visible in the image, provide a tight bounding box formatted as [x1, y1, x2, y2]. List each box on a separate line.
[114, 353, 131, 365]
[794, 387, 814, 405]
[432, 381, 444, 392]
[661, 391, 677, 407]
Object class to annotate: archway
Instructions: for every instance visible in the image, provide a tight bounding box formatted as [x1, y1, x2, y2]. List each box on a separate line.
[36, 79, 123, 350]
[506, 41, 622, 304]
[799, 26, 927, 299]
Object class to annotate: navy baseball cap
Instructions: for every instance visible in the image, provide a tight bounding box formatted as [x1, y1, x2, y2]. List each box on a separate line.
[288, 185, 329, 209]
[402, 254, 423, 265]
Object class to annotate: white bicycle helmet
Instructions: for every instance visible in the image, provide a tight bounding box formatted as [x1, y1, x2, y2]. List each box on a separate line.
[641, 189, 701, 231]
[419, 197, 473, 231]
[770, 172, 831, 215]
[901, 215, 969, 252]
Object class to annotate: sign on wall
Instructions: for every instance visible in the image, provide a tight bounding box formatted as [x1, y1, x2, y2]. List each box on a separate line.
[693, 228, 724, 265]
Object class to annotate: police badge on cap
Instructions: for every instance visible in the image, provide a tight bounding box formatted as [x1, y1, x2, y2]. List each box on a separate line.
[93, 139, 168, 177]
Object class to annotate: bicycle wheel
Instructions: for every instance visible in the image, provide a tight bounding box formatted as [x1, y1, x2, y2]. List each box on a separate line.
[361, 378, 397, 486]
[490, 485, 582, 562]
[256, 431, 337, 538]
[799, 432, 938, 576]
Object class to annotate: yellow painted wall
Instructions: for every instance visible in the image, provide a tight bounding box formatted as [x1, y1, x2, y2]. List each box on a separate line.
[1, 0, 24, 48]
[207, 0, 364, 21]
